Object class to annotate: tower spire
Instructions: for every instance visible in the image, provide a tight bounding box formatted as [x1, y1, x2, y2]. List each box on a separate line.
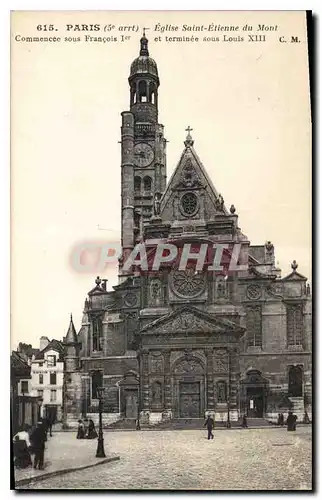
[65, 313, 77, 344]
[140, 28, 149, 56]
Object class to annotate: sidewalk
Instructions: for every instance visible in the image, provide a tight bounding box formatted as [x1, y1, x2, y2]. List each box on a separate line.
[14, 432, 120, 487]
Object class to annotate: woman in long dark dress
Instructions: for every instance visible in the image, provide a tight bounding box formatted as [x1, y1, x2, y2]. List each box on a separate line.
[76, 420, 85, 439]
[13, 436, 32, 469]
[286, 411, 296, 431]
[87, 419, 98, 439]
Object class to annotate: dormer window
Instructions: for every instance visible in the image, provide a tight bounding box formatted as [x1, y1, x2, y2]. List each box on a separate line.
[47, 355, 56, 367]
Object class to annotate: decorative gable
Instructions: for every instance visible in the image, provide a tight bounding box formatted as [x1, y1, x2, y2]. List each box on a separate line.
[160, 139, 229, 224]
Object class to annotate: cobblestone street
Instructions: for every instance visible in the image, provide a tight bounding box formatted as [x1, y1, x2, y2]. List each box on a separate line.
[20, 427, 312, 491]
[23, 427, 311, 490]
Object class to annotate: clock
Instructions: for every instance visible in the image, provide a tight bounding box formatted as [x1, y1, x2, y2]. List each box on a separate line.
[133, 143, 154, 168]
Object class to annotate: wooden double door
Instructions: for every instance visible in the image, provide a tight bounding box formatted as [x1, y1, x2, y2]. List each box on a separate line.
[125, 389, 138, 419]
[179, 382, 201, 418]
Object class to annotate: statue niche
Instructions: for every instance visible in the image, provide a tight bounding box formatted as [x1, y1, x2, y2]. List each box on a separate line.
[152, 381, 163, 406]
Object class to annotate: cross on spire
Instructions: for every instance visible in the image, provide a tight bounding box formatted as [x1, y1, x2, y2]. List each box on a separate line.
[143, 27, 150, 37]
[184, 125, 194, 147]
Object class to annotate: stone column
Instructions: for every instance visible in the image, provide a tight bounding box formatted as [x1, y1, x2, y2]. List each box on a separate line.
[206, 348, 215, 416]
[162, 350, 172, 421]
[140, 350, 150, 423]
[228, 347, 239, 421]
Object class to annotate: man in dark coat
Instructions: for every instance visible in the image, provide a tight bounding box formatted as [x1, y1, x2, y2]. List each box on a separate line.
[286, 411, 297, 431]
[30, 421, 47, 469]
[204, 415, 214, 440]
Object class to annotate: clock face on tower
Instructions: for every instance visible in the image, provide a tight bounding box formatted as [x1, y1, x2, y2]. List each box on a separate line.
[133, 143, 154, 167]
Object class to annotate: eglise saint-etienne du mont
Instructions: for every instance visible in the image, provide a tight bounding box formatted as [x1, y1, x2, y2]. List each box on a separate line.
[63, 33, 312, 428]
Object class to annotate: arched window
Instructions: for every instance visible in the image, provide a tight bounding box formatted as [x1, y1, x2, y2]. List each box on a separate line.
[134, 211, 140, 231]
[134, 176, 141, 193]
[92, 315, 103, 352]
[287, 304, 303, 346]
[138, 81, 147, 103]
[91, 370, 103, 399]
[246, 306, 262, 347]
[143, 176, 152, 192]
[288, 365, 303, 397]
[216, 381, 227, 403]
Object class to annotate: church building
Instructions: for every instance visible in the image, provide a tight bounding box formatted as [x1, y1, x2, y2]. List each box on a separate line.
[63, 33, 312, 427]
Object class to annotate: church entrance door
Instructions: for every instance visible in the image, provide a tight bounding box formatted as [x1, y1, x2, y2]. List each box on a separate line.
[125, 390, 138, 419]
[247, 387, 264, 418]
[179, 382, 201, 418]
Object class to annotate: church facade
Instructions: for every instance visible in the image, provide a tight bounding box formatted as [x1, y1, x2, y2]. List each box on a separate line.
[63, 34, 312, 427]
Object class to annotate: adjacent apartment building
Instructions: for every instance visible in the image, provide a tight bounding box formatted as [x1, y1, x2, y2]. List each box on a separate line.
[31, 337, 65, 422]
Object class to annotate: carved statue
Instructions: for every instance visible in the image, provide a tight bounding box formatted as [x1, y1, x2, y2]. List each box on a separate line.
[153, 192, 162, 216]
[215, 194, 224, 212]
[217, 382, 227, 403]
[150, 279, 162, 305]
[152, 382, 162, 403]
[217, 278, 227, 298]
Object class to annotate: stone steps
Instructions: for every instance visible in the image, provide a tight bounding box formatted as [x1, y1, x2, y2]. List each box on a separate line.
[106, 418, 137, 430]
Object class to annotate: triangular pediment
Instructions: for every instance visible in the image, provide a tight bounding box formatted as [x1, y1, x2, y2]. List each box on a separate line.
[160, 144, 229, 222]
[140, 305, 245, 337]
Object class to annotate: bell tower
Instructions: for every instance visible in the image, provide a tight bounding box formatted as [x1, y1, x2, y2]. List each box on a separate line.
[120, 32, 167, 276]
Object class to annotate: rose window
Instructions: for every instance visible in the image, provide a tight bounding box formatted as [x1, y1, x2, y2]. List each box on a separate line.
[180, 192, 198, 216]
[172, 269, 206, 298]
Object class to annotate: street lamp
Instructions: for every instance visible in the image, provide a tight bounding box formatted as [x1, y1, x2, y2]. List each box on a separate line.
[95, 386, 106, 458]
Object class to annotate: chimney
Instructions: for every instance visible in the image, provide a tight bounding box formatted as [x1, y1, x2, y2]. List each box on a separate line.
[40, 336, 50, 351]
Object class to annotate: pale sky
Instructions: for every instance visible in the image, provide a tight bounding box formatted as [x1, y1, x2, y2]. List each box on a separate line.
[11, 11, 311, 349]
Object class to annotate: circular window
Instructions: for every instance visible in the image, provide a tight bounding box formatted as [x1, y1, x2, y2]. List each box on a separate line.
[180, 192, 198, 216]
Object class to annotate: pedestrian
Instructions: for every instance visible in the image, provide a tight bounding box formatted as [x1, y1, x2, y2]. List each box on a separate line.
[13, 436, 32, 469]
[13, 425, 32, 469]
[87, 419, 98, 439]
[13, 424, 32, 449]
[41, 417, 48, 438]
[204, 415, 214, 440]
[286, 411, 296, 432]
[77, 419, 85, 439]
[242, 414, 248, 428]
[83, 418, 89, 438]
[30, 421, 47, 470]
[280, 413, 284, 426]
[304, 411, 310, 424]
